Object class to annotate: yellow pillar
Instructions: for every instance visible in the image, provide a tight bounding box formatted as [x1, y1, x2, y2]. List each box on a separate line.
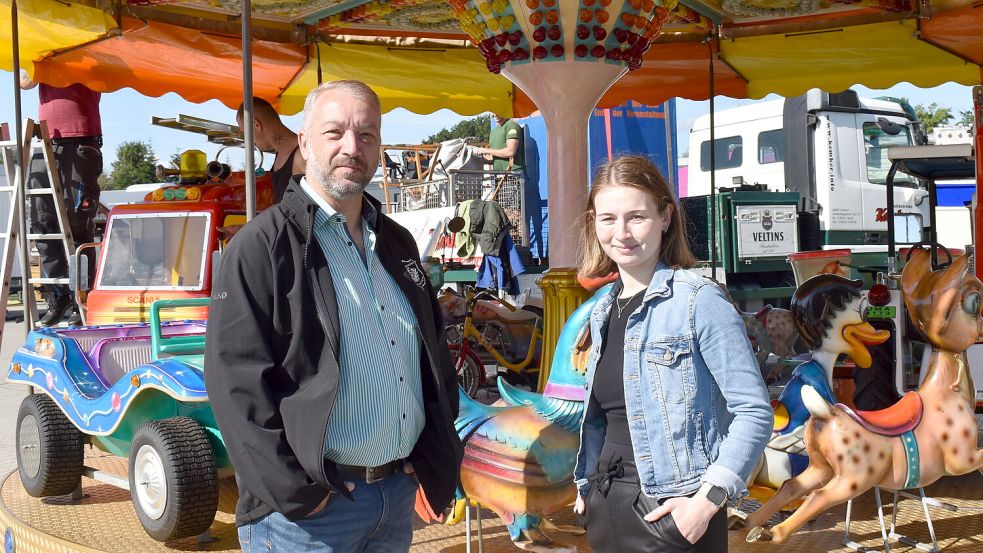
[536, 267, 591, 392]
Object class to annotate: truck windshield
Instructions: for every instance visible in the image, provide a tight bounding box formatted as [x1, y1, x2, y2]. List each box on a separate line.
[98, 213, 210, 290]
[863, 122, 918, 186]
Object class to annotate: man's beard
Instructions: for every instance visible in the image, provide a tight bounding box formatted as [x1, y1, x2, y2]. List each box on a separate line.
[308, 153, 370, 201]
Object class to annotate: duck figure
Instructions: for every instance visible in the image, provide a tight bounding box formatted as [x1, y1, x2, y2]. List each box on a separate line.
[746, 274, 890, 503]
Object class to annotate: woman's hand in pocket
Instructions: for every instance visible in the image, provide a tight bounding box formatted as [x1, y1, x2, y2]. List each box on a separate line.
[643, 495, 718, 544]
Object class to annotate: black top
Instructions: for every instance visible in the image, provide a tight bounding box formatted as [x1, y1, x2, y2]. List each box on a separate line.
[270, 146, 299, 204]
[590, 289, 645, 447]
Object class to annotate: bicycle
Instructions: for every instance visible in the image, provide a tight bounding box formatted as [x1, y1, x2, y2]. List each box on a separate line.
[447, 289, 543, 398]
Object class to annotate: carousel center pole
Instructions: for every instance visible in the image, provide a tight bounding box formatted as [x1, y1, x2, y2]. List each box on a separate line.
[11, 0, 34, 334]
[242, 0, 256, 221]
[452, 0, 675, 387]
[974, 83, 982, 280]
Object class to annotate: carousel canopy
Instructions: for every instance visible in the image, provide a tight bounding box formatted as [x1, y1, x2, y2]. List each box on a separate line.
[2, 0, 981, 115]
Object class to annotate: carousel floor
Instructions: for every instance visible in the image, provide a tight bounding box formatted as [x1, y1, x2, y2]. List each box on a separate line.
[3, 449, 983, 552]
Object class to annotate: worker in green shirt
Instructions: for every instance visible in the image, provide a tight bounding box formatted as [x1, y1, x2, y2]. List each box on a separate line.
[474, 114, 524, 172]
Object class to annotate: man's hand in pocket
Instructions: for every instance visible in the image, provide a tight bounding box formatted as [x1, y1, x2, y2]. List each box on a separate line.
[307, 481, 354, 518]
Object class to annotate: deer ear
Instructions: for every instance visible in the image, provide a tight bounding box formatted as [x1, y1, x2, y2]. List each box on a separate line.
[902, 249, 930, 299]
[937, 253, 970, 291]
[914, 254, 974, 343]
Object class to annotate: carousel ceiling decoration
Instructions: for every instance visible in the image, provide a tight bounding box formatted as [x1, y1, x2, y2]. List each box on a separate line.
[4, 0, 981, 116]
[717, 0, 911, 18]
[450, 0, 678, 73]
[121, 0, 711, 34]
[105, 0, 944, 33]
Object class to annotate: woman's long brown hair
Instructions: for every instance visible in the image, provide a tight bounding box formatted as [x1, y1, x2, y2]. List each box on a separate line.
[578, 155, 697, 280]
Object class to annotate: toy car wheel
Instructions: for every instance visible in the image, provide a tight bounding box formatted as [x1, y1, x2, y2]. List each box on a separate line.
[129, 417, 218, 541]
[450, 345, 481, 398]
[16, 394, 84, 497]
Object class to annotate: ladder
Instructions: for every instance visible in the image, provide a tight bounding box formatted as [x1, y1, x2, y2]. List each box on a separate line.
[0, 118, 76, 342]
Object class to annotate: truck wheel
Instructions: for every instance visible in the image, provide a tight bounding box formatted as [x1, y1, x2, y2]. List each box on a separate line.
[129, 417, 218, 541]
[17, 394, 84, 497]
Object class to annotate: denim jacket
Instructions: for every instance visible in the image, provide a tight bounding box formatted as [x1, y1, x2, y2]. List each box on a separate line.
[574, 263, 772, 500]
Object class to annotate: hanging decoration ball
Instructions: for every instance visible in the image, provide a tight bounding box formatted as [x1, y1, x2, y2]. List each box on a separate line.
[450, 0, 677, 74]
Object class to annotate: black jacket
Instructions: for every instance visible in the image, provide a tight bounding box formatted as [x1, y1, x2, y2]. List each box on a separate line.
[468, 199, 511, 254]
[205, 179, 463, 526]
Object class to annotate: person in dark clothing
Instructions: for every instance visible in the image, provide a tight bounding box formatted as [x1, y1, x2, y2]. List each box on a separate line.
[205, 80, 463, 553]
[20, 72, 103, 327]
[220, 98, 306, 240]
[236, 97, 306, 203]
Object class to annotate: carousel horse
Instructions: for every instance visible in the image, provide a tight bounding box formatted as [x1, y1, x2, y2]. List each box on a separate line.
[741, 274, 890, 508]
[745, 305, 801, 375]
[417, 285, 604, 548]
[716, 283, 802, 381]
[746, 250, 983, 543]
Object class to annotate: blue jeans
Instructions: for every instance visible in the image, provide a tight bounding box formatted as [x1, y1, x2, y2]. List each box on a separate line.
[237, 471, 417, 552]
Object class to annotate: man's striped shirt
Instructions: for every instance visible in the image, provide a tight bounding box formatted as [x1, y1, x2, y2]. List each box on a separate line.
[300, 177, 425, 467]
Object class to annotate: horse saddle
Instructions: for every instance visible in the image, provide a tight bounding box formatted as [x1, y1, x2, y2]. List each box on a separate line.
[837, 392, 923, 437]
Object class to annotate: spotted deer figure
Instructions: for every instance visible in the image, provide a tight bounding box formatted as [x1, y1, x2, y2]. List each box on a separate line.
[746, 249, 983, 544]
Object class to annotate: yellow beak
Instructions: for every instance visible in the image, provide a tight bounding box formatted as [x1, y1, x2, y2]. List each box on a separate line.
[842, 321, 891, 368]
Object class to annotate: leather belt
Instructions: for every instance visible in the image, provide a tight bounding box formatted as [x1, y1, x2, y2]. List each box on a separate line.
[51, 136, 102, 147]
[335, 458, 405, 484]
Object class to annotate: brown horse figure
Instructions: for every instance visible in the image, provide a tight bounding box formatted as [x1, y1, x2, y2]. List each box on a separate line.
[746, 249, 983, 543]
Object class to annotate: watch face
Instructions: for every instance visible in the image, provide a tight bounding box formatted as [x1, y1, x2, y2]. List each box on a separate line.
[707, 486, 727, 507]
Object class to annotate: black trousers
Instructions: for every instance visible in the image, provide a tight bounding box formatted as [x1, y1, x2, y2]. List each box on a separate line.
[28, 137, 102, 297]
[585, 442, 728, 553]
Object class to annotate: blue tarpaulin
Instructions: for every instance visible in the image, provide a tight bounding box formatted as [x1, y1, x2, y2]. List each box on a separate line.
[515, 100, 677, 260]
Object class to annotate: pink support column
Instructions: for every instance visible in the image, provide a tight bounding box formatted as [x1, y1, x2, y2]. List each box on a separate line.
[503, 61, 626, 265]
[450, 0, 674, 381]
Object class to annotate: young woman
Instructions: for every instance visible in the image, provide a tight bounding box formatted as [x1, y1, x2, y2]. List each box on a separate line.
[573, 156, 772, 552]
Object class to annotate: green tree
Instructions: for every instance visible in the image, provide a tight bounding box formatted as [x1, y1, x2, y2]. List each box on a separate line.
[957, 110, 974, 130]
[905, 99, 953, 136]
[424, 114, 491, 144]
[107, 141, 158, 190]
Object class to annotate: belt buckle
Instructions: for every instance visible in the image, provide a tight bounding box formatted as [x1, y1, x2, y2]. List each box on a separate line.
[365, 464, 384, 484]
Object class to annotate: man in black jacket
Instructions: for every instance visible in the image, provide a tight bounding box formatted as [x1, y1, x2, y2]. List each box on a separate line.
[205, 80, 463, 552]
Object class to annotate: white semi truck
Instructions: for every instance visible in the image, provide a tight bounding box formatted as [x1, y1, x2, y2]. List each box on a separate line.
[681, 89, 932, 313]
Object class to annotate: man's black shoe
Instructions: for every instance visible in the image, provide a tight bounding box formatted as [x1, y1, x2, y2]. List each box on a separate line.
[67, 309, 83, 326]
[39, 294, 72, 327]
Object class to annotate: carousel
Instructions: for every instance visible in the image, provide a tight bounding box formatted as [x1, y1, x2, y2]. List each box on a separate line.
[2, 0, 983, 551]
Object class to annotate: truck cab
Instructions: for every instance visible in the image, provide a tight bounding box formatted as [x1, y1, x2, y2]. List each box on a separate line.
[687, 89, 930, 257]
[79, 115, 274, 325]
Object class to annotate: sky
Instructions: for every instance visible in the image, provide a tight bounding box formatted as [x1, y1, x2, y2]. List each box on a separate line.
[0, 70, 975, 173]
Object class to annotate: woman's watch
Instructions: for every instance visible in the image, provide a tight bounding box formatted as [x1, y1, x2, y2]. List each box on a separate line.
[696, 482, 728, 508]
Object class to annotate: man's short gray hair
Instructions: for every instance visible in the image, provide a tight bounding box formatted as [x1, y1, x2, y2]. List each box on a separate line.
[302, 80, 381, 134]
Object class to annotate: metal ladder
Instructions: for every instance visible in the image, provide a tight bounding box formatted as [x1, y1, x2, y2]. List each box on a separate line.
[0, 118, 76, 341]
